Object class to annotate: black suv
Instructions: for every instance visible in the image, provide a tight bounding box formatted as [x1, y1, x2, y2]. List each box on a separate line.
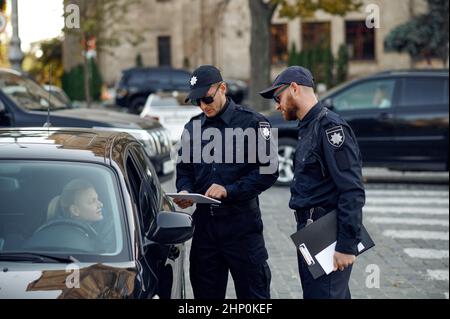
[269, 69, 449, 185]
[115, 67, 248, 113]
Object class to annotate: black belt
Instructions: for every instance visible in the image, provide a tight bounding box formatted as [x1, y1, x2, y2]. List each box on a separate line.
[294, 206, 334, 224]
[197, 198, 259, 217]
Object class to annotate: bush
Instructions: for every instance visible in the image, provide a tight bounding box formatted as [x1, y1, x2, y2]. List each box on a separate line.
[62, 59, 103, 101]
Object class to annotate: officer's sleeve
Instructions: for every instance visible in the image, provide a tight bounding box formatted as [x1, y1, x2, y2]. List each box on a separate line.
[224, 121, 279, 201]
[321, 124, 365, 255]
[175, 127, 195, 193]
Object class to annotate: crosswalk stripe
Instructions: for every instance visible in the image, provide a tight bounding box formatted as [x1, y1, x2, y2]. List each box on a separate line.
[364, 206, 449, 215]
[426, 270, 449, 281]
[366, 190, 449, 198]
[383, 230, 449, 240]
[404, 248, 449, 259]
[366, 197, 449, 206]
[368, 217, 449, 226]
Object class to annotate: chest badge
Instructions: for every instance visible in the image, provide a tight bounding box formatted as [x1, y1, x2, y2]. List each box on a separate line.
[259, 122, 272, 140]
[326, 126, 345, 148]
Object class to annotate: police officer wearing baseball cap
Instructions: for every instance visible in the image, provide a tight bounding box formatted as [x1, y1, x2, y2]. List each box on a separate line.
[260, 66, 366, 299]
[174, 65, 279, 299]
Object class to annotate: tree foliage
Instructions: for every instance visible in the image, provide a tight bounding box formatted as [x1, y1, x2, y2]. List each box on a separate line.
[384, 0, 449, 65]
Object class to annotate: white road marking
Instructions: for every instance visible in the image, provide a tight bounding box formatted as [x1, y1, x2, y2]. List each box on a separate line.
[365, 190, 449, 198]
[368, 217, 449, 226]
[427, 270, 449, 281]
[383, 230, 449, 240]
[366, 197, 449, 206]
[364, 206, 449, 215]
[404, 248, 449, 259]
[445, 293, 449, 299]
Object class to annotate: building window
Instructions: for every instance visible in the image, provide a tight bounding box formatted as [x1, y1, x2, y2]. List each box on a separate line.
[345, 20, 375, 60]
[271, 24, 288, 64]
[301, 22, 331, 50]
[158, 36, 172, 67]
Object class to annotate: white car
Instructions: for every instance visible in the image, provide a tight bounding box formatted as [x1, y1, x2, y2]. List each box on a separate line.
[140, 94, 201, 144]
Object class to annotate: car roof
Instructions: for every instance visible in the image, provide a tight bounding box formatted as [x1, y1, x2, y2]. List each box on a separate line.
[0, 128, 137, 163]
[123, 67, 190, 74]
[371, 69, 449, 77]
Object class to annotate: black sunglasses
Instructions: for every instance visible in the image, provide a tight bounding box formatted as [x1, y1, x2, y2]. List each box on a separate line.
[273, 85, 289, 104]
[190, 82, 223, 107]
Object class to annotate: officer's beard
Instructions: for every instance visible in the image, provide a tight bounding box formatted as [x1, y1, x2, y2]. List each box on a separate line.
[284, 95, 298, 121]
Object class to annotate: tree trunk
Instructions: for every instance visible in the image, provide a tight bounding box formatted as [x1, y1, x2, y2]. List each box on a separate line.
[249, 0, 276, 111]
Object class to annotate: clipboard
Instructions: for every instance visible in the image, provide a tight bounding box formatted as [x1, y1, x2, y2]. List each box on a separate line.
[290, 210, 375, 279]
[166, 193, 221, 204]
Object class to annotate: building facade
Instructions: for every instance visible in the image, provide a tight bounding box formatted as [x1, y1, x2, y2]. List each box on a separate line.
[63, 0, 446, 86]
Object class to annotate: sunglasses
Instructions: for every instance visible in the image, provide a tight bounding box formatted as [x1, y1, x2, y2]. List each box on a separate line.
[273, 84, 289, 104]
[190, 82, 223, 107]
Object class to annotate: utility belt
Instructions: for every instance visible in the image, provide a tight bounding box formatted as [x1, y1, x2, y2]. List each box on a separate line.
[197, 198, 259, 217]
[294, 206, 336, 224]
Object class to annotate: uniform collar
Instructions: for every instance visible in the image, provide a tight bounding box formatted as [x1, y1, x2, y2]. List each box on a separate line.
[201, 98, 234, 126]
[297, 101, 323, 128]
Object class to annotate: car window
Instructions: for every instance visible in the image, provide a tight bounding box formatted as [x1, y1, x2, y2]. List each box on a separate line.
[171, 71, 191, 88]
[127, 72, 147, 86]
[126, 147, 159, 239]
[333, 79, 396, 111]
[0, 161, 127, 262]
[146, 71, 170, 85]
[399, 77, 448, 107]
[0, 72, 67, 111]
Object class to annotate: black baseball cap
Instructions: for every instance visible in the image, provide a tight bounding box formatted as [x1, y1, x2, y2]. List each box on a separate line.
[259, 66, 315, 99]
[185, 65, 223, 103]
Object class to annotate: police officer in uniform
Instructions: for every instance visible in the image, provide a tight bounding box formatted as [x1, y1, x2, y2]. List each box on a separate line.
[174, 65, 279, 299]
[260, 66, 365, 299]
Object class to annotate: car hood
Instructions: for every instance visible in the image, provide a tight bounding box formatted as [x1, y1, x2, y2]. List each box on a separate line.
[0, 262, 137, 299]
[56, 108, 161, 131]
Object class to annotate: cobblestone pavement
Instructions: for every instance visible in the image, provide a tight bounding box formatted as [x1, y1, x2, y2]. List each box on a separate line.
[162, 176, 449, 299]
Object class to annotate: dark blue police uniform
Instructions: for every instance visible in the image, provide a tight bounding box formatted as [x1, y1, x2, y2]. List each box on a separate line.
[291, 102, 365, 299]
[259, 66, 365, 299]
[176, 97, 279, 299]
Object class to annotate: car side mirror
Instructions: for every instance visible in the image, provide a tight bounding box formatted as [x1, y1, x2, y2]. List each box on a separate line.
[323, 98, 334, 110]
[148, 211, 194, 245]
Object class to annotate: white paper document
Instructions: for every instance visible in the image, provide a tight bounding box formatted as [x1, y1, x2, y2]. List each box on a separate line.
[166, 193, 221, 204]
[315, 242, 337, 275]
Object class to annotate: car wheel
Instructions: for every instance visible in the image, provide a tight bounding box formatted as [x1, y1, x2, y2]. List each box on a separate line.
[276, 137, 297, 186]
[130, 97, 147, 114]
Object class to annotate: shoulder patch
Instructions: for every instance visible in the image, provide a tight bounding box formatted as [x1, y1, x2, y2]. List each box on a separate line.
[259, 122, 272, 140]
[326, 126, 345, 148]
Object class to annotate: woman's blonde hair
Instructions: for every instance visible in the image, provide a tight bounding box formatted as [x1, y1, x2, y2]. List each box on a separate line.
[48, 179, 94, 219]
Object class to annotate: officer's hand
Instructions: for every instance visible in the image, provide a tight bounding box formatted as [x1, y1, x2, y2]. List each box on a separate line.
[205, 184, 227, 199]
[333, 252, 356, 272]
[173, 191, 194, 209]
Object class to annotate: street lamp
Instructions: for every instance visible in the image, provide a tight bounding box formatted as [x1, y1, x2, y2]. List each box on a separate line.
[8, 0, 24, 71]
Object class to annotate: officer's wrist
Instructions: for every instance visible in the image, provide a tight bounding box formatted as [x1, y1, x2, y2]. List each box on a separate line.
[224, 185, 237, 199]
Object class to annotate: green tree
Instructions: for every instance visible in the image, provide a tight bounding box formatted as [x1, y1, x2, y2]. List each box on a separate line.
[336, 44, 349, 85]
[288, 42, 298, 66]
[63, 0, 143, 107]
[384, 0, 449, 66]
[249, 0, 363, 111]
[135, 53, 143, 67]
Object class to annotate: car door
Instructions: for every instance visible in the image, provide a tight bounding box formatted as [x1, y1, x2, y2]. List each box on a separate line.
[393, 75, 449, 170]
[127, 145, 183, 299]
[328, 78, 398, 165]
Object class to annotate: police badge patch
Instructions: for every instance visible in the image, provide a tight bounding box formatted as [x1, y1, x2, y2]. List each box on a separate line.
[259, 122, 272, 140]
[326, 126, 345, 148]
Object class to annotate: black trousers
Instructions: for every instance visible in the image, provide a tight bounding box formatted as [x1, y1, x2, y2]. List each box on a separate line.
[189, 205, 271, 299]
[296, 221, 352, 299]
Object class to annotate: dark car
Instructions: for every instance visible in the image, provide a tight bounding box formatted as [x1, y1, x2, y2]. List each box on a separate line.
[0, 128, 193, 299]
[269, 69, 449, 185]
[115, 67, 247, 113]
[0, 68, 174, 182]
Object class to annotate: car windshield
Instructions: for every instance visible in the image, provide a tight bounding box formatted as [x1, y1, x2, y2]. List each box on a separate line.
[0, 72, 67, 111]
[0, 161, 129, 263]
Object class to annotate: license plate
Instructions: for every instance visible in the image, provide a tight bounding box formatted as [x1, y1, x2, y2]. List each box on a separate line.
[163, 160, 175, 174]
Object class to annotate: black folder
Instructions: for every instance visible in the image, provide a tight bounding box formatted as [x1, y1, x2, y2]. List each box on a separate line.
[290, 210, 375, 279]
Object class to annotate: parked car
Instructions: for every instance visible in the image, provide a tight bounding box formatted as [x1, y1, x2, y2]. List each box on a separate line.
[0, 68, 174, 182]
[116, 67, 247, 113]
[0, 128, 193, 299]
[269, 69, 449, 185]
[43, 84, 72, 106]
[140, 94, 202, 144]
